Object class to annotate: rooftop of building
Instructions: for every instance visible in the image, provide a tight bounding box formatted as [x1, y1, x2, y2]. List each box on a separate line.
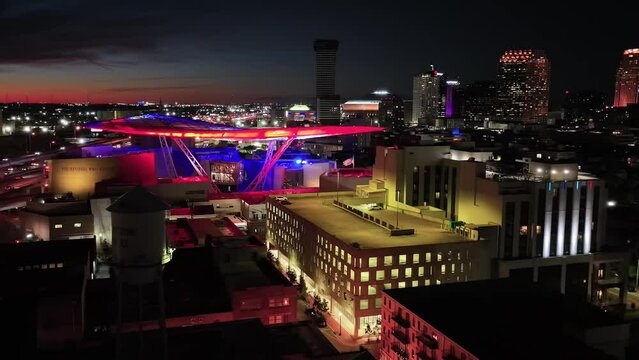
[107, 186, 170, 213]
[270, 193, 471, 249]
[22, 195, 92, 216]
[0, 238, 95, 267]
[384, 279, 622, 360]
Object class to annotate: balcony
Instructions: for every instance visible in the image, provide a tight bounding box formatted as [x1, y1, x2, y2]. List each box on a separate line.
[392, 314, 410, 328]
[391, 344, 408, 360]
[417, 334, 439, 349]
[392, 329, 409, 344]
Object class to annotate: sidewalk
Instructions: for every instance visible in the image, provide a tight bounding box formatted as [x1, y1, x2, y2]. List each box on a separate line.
[321, 309, 379, 353]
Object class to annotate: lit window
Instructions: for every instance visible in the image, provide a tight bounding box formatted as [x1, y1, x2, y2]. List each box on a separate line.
[424, 279, 431, 286]
[74, 223, 81, 228]
[413, 254, 420, 264]
[391, 269, 399, 279]
[451, 264, 456, 274]
[384, 256, 393, 266]
[437, 252, 442, 261]
[376, 270, 385, 280]
[425, 253, 431, 262]
[405, 268, 412, 278]
[360, 299, 369, 310]
[350, 270, 355, 280]
[368, 285, 376, 295]
[520, 226, 528, 235]
[436, 279, 441, 285]
[368, 257, 378, 268]
[399, 255, 406, 265]
[54, 224, 62, 229]
[441, 264, 446, 274]
[398, 282, 406, 288]
[384, 283, 392, 289]
[375, 298, 382, 308]
[411, 280, 419, 287]
[361, 271, 369, 282]
[418, 266, 424, 276]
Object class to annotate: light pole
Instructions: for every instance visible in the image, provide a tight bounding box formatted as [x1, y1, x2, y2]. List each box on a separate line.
[74, 125, 80, 139]
[338, 312, 342, 336]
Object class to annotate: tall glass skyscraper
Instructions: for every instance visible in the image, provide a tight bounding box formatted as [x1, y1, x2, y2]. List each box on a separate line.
[314, 40, 340, 125]
[496, 50, 550, 123]
[412, 66, 445, 126]
[614, 48, 639, 108]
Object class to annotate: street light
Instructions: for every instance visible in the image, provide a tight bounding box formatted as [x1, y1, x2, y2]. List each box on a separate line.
[338, 311, 342, 336]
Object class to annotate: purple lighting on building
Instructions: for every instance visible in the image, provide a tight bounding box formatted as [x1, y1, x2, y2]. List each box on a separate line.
[445, 80, 459, 118]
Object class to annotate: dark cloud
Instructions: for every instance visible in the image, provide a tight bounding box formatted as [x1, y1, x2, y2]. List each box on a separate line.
[0, 0, 638, 104]
[0, 1, 222, 66]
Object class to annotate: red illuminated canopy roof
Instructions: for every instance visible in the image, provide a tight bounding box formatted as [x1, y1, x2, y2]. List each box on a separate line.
[85, 114, 383, 140]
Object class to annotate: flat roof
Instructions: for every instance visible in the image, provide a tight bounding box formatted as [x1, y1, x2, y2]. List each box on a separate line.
[274, 194, 470, 249]
[384, 279, 621, 360]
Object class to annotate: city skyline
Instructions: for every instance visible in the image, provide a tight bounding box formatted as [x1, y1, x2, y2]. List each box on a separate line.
[0, 1, 637, 105]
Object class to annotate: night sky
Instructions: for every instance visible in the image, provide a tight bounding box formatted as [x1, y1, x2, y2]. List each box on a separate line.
[0, 0, 636, 106]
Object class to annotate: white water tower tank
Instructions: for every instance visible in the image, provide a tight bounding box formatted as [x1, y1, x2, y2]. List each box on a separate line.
[107, 186, 171, 285]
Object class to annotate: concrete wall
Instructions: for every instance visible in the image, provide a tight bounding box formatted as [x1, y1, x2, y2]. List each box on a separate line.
[47, 153, 156, 199]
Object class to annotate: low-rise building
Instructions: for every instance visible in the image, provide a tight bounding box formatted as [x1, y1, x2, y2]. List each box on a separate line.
[20, 196, 94, 241]
[380, 279, 629, 360]
[266, 192, 496, 337]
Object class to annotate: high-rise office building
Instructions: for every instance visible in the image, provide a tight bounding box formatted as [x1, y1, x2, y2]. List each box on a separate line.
[613, 48, 639, 108]
[496, 50, 550, 123]
[562, 90, 606, 126]
[314, 40, 341, 125]
[458, 80, 497, 123]
[412, 66, 445, 126]
[444, 80, 460, 118]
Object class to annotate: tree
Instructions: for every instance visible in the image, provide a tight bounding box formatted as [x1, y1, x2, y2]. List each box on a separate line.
[286, 268, 297, 285]
[266, 251, 275, 264]
[312, 294, 329, 312]
[298, 274, 307, 297]
[318, 298, 329, 312]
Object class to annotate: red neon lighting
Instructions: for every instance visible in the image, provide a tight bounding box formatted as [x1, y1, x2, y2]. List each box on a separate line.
[86, 123, 382, 140]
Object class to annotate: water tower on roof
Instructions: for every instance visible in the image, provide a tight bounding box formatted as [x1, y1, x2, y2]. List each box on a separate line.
[107, 186, 171, 359]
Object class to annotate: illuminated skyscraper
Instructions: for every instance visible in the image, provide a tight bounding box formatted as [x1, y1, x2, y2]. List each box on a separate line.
[314, 40, 341, 125]
[613, 48, 639, 107]
[412, 66, 445, 126]
[496, 50, 550, 123]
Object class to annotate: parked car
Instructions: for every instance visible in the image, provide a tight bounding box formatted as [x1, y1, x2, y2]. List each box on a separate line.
[274, 196, 288, 201]
[367, 204, 383, 210]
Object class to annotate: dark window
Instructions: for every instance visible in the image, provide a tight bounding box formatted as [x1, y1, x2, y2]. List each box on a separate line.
[423, 166, 431, 205]
[578, 186, 587, 253]
[412, 166, 420, 206]
[434, 166, 442, 209]
[504, 202, 515, 258]
[442, 167, 449, 215]
[519, 201, 529, 257]
[592, 186, 600, 251]
[536, 189, 545, 257]
[564, 188, 574, 255]
[550, 189, 559, 256]
[450, 168, 457, 221]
